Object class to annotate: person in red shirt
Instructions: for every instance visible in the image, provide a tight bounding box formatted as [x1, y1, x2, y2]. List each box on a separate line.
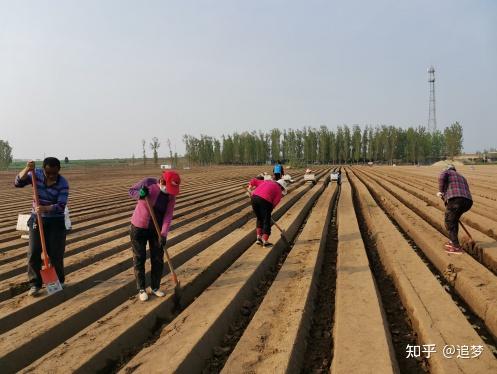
[437, 164, 473, 254]
[247, 178, 287, 247]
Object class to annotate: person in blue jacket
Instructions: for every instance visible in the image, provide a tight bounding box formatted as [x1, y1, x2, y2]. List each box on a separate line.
[273, 160, 284, 180]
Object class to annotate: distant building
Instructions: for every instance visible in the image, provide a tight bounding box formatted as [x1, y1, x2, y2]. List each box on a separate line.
[453, 153, 483, 163]
[485, 151, 497, 163]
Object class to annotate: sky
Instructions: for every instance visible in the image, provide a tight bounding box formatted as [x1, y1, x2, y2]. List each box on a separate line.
[0, 0, 496, 159]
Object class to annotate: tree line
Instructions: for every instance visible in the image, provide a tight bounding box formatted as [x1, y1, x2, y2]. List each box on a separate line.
[0, 122, 464, 169]
[183, 122, 464, 166]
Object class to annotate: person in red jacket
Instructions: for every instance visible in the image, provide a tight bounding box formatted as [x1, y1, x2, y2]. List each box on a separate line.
[247, 178, 287, 247]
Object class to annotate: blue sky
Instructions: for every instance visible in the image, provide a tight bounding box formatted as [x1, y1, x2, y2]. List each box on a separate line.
[1, 0, 496, 159]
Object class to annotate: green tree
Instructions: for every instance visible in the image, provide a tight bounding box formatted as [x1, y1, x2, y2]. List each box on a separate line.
[396, 128, 407, 162]
[303, 127, 318, 163]
[367, 126, 374, 162]
[405, 128, 417, 164]
[318, 126, 330, 163]
[232, 133, 241, 163]
[221, 135, 233, 164]
[284, 129, 298, 165]
[372, 127, 382, 161]
[295, 129, 304, 164]
[431, 130, 445, 160]
[270, 129, 281, 161]
[352, 125, 362, 164]
[444, 121, 463, 159]
[385, 126, 399, 165]
[281, 130, 287, 161]
[0, 140, 13, 168]
[343, 125, 351, 163]
[214, 139, 222, 164]
[336, 127, 344, 163]
[361, 127, 368, 162]
[329, 131, 337, 164]
[183, 135, 200, 165]
[416, 126, 430, 164]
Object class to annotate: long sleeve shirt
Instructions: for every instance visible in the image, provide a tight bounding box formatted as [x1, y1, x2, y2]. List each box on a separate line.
[129, 178, 176, 238]
[438, 170, 472, 202]
[249, 178, 283, 208]
[14, 168, 69, 218]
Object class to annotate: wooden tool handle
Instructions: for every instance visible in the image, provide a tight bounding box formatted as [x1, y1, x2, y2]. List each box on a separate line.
[145, 195, 180, 286]
[459, 220, 473, 241]
[31, 171, 50, 268]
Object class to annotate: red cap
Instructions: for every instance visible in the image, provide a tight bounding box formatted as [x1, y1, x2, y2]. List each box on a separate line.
[162, 171, 181, 196]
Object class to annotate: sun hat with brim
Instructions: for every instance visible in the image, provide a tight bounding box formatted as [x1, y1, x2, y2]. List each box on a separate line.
[446, 164, 456, 171]
[162, 171, 181, 195]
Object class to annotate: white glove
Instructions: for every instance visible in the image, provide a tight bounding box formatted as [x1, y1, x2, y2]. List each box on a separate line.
[436, 192, 444, 199]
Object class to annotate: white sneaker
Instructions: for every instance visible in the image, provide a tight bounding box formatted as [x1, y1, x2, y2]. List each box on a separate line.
[28, 286, 41, 297]
[138, 289, 149, 301]
[152, 288, 165, 297]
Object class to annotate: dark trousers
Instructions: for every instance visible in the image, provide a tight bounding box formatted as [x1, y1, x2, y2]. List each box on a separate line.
[28, 216, 66, 287]
[445, 197, 473, 246]
[251, 195, 273, 235]
[129, 224, 164, 291]
[274, 173, 282, 180]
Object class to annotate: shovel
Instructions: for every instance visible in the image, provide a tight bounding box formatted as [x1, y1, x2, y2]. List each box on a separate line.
[459, 220, 476, 248]
[144, 196, 181, 301]
[31, 171, 63, 295]
[271, 218, 290, 245]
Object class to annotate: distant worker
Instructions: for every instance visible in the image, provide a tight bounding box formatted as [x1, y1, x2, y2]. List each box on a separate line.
[129, 171, 180, 301]
[337, 170, 342, 185]
[437, 164, 472, 254]
[247, 178, 287, 247]
[273, 160, 284, 180]
[14, 158, 69, 296]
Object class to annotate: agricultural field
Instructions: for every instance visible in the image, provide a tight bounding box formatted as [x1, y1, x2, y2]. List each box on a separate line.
[0, 164, 497, 373]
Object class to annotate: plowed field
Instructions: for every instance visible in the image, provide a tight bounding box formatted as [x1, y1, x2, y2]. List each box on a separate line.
[1, 164, 496, 373]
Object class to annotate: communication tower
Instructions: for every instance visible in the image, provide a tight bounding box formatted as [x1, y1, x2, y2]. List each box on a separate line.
[427, 66, 437, 133]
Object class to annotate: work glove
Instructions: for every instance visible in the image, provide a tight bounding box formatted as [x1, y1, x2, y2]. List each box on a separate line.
[160, 236, 167, 248]
[436, 192, 444, 199]
[139, 186, 149, 199]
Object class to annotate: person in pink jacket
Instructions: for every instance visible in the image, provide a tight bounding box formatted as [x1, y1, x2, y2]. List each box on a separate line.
[247, 178, 287, 247]
[129, 171, 180, 301]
